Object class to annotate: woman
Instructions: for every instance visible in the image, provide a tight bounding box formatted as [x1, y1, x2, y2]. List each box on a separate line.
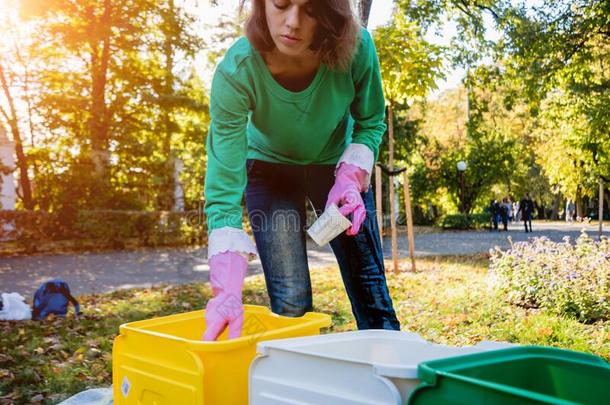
[203, 0, 400, 341]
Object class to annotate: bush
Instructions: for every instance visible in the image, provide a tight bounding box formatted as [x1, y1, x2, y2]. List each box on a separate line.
[438, 212, 490, 230]
[489, 233, 610, 323]
[0, 210, 72, 252]
[0, 209, 207, 253]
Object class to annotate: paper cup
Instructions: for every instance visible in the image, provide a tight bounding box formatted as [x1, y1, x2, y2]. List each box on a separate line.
[307, 203, 352, 246]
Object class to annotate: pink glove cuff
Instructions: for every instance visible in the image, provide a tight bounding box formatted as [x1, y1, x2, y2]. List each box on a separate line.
[335, 143, 374, 188]
[336, 162, 368, 192]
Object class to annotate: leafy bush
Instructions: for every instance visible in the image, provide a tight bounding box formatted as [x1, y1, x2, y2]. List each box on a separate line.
[0, 209, 207, 253]
[489, 233, 610, 323]
[0, 210, 72, 252]
[438, 212, 490, 229]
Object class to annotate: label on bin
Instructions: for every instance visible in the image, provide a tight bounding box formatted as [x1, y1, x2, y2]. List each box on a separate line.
[121, 376, 131, 398]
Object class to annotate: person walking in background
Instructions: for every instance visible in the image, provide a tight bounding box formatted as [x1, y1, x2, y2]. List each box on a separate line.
[501, 197, 510, 231]
[489, 199, 500, 231]
[513, 200, 520, 223]
[565, 199, 575, 223]
[518, 192, 534, 232]
[506, 197, 514, 223]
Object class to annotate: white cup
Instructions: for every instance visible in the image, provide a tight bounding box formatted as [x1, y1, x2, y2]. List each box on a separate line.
[307, 203, 352, 246]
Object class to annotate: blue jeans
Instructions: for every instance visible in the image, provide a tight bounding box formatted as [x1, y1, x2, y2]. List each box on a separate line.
[245, 159, 400, 330]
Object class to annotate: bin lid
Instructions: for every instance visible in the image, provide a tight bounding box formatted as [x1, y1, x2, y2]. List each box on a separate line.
[257, 330, 513, 379]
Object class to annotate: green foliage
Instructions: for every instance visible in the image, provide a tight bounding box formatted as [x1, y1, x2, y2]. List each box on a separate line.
[396, 0, 503, 67]
[500, 0, 610, 188]
[374, 12, 444, 105]
[490, 233, 610, 323]
[438, 212, 490, 229]
[409, 62, 555, 217]
[388, 0, 609, 217]
[534, 92, 600, 200]
[2, 0, 208, 212]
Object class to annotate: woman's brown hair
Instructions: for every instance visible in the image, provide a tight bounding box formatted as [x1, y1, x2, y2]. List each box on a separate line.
[239, 0, 361, 71]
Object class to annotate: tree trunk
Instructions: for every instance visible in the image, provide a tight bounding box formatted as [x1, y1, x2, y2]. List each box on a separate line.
[576, 187, 583, 218]
[88, 0, 112, 183]
[0, 62, 34, 209]
[159, 0, 177, 210]
[550, 193, 560, 220]
[359, 0, 373, 28]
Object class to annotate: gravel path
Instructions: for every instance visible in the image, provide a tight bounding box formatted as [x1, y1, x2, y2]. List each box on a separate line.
[1, 221, 607, 297]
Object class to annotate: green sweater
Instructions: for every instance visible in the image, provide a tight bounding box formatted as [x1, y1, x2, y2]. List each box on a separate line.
[204, 28, 386, 232]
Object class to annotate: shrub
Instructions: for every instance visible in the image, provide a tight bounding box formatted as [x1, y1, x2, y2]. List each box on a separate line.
[0, 209, 207, 253]
[489, 233, 610, 323]
[438, 212, 490, 230]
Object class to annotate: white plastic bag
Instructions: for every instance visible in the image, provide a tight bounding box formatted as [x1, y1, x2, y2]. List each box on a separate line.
[57, 387, 113, 405]
[0, 292, 32, 320]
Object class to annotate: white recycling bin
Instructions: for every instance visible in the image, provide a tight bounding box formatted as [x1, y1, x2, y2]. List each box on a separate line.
[248, 330, 514, 405]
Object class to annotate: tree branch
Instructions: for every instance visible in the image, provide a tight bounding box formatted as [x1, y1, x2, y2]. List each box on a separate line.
[0, 104, 10, 124]
[473, 3, 500, 22]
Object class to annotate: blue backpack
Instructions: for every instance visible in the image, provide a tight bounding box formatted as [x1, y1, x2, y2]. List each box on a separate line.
[32, 279, 81, 320]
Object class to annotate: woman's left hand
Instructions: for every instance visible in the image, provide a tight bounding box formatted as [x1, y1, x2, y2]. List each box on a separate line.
[325, 163, 368, 236]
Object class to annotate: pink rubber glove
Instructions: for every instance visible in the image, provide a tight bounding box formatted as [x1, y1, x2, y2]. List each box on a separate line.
[325, 163, 368, 236]
[202, 251, 248, 341]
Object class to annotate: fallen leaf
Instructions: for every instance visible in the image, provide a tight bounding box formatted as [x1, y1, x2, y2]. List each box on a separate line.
[30, 394, 44, 402]
[537, 327, 553, 337]
[0, 354, 14, 363]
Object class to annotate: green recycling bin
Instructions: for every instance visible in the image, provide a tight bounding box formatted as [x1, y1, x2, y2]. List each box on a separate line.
[408, 346, 610, 404]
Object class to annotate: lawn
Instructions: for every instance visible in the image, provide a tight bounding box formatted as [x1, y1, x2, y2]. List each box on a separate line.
[1, 254, 608, 404]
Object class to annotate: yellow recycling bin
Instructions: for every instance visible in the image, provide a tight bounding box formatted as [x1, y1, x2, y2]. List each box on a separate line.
[112, 304, 331, 405]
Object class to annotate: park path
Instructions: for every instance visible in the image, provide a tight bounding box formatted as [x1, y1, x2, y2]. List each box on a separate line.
[0, 221, 607, 297]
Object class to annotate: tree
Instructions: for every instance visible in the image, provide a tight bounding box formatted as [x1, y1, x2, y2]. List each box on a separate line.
[15, 0, 206, 212]
[0, 62, 34, 209]
[501, 1, 610, 183]
[374, 12, 443, 269]
[396, 0, 503, 68]
[0, 10, 35, 209]
[20, 0, 157, 208]
[152, 0, 204, 209]
[500, 0, 610, 222]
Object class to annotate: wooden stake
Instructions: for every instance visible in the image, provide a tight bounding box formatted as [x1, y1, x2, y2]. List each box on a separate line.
[375, 164, 383, 244]
[388, 104, 398, 272]
[402, 171, 416, 272]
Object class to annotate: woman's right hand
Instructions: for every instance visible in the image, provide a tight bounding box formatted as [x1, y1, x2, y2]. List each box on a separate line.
[202, 251, 248, 341]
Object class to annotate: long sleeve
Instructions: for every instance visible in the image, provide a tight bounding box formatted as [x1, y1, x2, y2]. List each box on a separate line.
[348, 29, 387, 164]
[204, 64, 257, 258]
[337, 29, 387, 185]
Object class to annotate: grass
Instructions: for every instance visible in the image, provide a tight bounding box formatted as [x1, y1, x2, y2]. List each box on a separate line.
[1, 254, 609, 404]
